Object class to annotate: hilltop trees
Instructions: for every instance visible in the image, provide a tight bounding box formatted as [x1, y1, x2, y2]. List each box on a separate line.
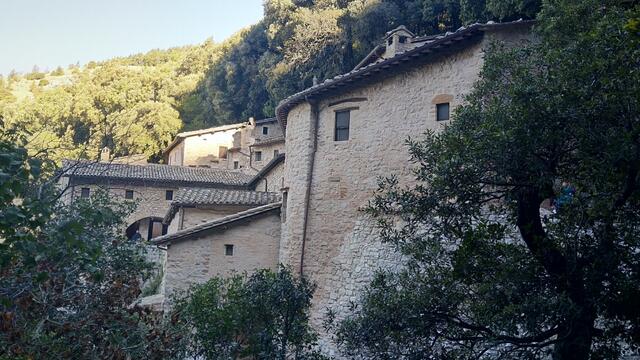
[338, 0, 640, 359]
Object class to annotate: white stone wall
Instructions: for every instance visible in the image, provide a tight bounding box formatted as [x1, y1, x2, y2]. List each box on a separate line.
[251, 142, 284, 170]
[163, 211, 281, 301]
[255, 161, 285, 193]
[280, 27, 532, 355]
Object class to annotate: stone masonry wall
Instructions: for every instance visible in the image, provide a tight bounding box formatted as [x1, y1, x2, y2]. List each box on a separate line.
[255, 160, 285, 192]
[163, 211, 281, 301]
[280, 27, 532, 356]
[68, 182, 176, 230]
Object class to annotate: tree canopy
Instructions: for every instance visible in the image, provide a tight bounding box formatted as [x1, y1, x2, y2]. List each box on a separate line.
[337, 0, 640, 359]
[0, 0, 540, 163]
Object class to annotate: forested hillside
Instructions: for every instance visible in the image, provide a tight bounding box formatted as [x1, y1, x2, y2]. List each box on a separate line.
[0, 0, 540, 162]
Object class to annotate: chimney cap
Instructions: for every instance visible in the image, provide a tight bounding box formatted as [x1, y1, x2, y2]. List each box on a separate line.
[384, 25, 415, 39]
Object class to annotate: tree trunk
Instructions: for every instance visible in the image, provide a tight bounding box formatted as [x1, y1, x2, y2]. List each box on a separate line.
[515, 187, 596, 359]
[552, 308, 596, 360]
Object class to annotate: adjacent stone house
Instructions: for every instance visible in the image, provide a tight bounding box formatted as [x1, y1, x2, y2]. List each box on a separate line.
[60, 160, 253, 240]
[152, 203, 282, 301]
[274, 20, 533, 354]
[163, 187, 280, 234]
[164, 117, 285, 173]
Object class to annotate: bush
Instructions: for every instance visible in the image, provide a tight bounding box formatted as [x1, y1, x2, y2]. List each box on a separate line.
[38, 79, 49, 86]
[170, 266, 326, 360]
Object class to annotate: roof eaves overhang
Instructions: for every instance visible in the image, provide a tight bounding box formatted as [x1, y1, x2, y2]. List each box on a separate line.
[275, 20, 535, 132]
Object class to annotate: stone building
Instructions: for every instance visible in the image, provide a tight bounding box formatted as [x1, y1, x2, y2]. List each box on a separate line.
[60, 160, 253, 240]
[152, 203, 282, 300]
[164, 117, 284, 173]
[274, 20, 533, 354]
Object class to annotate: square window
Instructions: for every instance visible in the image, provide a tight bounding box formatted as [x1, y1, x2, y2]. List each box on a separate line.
[262, 126, 269, 135]
[125, 190, 134, 199]
[335, 110, 350, 141]
[233, 161, 239, 169]
[165, 190, 174, 201]
[80, 187, 90, 198]
[254, 151, 262, 162]
[225, 244, 234, 256]
[219, 146, 228, 159]
[436, 103, 450, 121]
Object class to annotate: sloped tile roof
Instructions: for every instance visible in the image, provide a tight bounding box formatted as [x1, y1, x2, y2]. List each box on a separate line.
[163, 187, 280, 223]
[63, 160, 253, 187]
[276, 20, 535, 129]
[174, 188, 280, 206]
[152, 202, 282, 245]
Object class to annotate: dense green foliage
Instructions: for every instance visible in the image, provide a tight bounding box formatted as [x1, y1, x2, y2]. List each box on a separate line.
[337, 1, 640, 359]
[170, 266, 324, 360]
[1, 0, 539, 163]
[0, 135, 174, 359]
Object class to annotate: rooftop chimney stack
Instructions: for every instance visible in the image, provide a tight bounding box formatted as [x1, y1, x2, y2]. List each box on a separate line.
[100, 147, 110, 162]
[383, 25, 415, 59]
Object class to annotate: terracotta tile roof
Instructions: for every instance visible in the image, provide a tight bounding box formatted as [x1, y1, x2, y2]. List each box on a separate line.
[63, 160, 253, 188]
[152, 202, 282, 245]
[163, 187, 280, 223]
[275, 20, 535, 129]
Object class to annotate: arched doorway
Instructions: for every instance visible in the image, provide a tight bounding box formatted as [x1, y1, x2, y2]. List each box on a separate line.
[126, 217, 168, 241]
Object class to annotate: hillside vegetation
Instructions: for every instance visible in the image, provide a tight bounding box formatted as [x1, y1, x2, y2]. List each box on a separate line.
[0, 0, 539, 163]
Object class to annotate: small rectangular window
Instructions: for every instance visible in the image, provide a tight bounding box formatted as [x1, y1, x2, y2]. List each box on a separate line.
[255, 151, 262, 162]
[262, 126, 269, 135]
[225, 244, 234, 256]
[165, 190, 174, 200]
[218, 146, 228, 159]
[125, 190, 134, 199]
[233, 161, 239, 169]
[80, 187, 90, 198]
[399, 36, 407, 43]
[436, 103, 450, 121]
[335, 110, 350, 141]
[282, 191, 288, 222]
[274, 149, 279, 158]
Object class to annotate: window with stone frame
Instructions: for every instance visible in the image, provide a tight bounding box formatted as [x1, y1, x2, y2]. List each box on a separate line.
[225, 244, 234, 256]
[254, 151, 262, 162]
[234, 161, 239, 169]
[262, 126, 269, 135]
[165, 190, 174, 201]
[218, 146, 228, 159]
[334, 110, 350, 141]
[80, 187, 90, 198]
[436, 102, 450, 121]
[125, 190, 134, 199]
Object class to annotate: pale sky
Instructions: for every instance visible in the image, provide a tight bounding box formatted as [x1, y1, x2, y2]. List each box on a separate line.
[0, 0, 264, 75]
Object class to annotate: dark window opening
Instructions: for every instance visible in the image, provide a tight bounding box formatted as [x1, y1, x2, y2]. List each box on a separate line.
[437, 103, 450, 121]
[399, 36, 407, 43]
[225, 244, 234, 256]
[262, 126, 269, 135]
[282, 191, 288, 222]
[255, 151, 262, 162]
[80, 187, 90, 198]
[219, 146, 228, 159]
[335, 110, 350, 141]
[274, 149, 279, 158]
[234, 161, 239, 169]
[165, 190, 174, 201]
[125, 190, 134, 199]
[387, 38, 393, 46]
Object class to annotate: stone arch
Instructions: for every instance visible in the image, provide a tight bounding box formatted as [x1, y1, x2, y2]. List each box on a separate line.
[126, 216, 167, 241]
